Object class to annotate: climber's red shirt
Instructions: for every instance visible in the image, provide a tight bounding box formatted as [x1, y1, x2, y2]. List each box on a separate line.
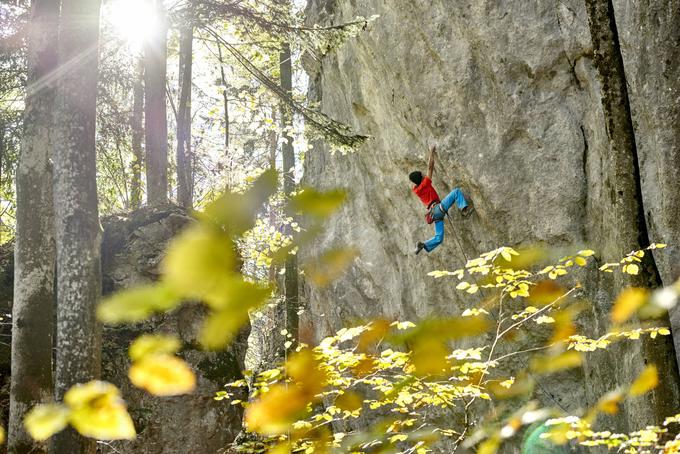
[413, 176, 440, 207]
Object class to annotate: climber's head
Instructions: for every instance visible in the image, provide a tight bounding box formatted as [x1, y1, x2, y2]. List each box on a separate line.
[409, 171, 423, 186]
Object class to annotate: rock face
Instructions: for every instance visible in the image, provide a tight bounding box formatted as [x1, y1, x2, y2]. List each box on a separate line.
[301, 0, 680, 447]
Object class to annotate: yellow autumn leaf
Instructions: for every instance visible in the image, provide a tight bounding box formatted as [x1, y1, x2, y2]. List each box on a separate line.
[24, 404, 70, 441]
[129, 354, 196, 396]
[63, 381, 118, 408]
[245, 384, 310, 435]
[623, 263, 640, 275]
[289, 188, 346, 218]
[267, 443, 292, 454]
[199, 308, 251, 350]
[467, 284, 479, 294]
[286, 349, 328, 396]
[201, 277, 271, 312]
[335, 391, 363, 412]
[528, 280, 565, 306]
[535, 315, 555, 324]
[531, 351, 582, 374]
[69, 403, 136, 441]
[64, 381, 136, 440]
[201, 169, 278, 234]
[629, 365, 659, 397]
[411, 338, 450, 377]
[578, 249, 595, 257]
[456, 281, 470, 290]
[611, 288, 649, 324]
[303, 248, 359, 287]
[128, 334, 180, 362]
[97, 284, 180, 324]
[477, 436, 500, 454]
[161, 225, 236, 300]
[389, 434, 408, 443]
[574, 256, 587, 267]
[548, 268, 567, 280]
[597, 390, 624, 415]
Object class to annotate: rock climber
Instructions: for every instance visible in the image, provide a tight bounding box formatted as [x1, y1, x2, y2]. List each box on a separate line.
[410, 145, 473, 255]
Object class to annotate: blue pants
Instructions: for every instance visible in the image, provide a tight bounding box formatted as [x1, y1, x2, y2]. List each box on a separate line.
[423, 188, 468, 252]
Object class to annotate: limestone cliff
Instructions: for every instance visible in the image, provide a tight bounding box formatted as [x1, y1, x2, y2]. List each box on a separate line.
[301, 0, 680, 445]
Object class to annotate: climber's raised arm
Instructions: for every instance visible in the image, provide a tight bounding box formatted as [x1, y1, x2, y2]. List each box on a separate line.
[426, 144, 437, 179]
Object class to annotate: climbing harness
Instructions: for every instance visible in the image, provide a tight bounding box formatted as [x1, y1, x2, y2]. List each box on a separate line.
[425, 201, 447, 224]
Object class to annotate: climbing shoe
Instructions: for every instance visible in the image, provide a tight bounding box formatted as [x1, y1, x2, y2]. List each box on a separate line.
[461, 205, 475, 218]
[414, 242, 425, 255]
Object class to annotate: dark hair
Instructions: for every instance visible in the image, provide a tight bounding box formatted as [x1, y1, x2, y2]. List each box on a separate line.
[409, 171, 423, 186]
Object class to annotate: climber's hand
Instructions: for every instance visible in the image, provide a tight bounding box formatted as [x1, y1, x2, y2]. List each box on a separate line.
[427, 145, 436, 179]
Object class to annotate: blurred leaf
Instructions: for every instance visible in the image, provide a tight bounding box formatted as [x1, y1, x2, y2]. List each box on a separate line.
[286, 349, 328, 396]
[245, 384, 310, 435]
[527, 281, 565, 306]
[629, 365, 658, 397]
[303, 248, 359, 287]
[64, 381, 136, 440]
[200, 169, 278, 234]
[478, 436, 500, 454]
[411, 338, 450, 377]
[335, 391, 363, 412]
[357, 319, 391, 352]
[97, 284, 180, 324]
[351, 356, 377, 377]
[129, 354, 196, 396]
[290, 188, 346, 218]
[199, 308, 251, 350]
[129, 334, 180, 362]
[161, 225, 235, 300]
[611, 288, 649, 324]
[201, 277, 271, 312]
[394, 317, 491, 345]
[500, 246, 546, 270]
[24, 404, 70, 441]
[531, 351, 582, 374]
[597, 390, 624, 415]
[488, 376, 534, 399]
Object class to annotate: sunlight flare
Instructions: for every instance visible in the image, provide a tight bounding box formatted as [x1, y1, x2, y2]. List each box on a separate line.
[106, 0, 159, 50]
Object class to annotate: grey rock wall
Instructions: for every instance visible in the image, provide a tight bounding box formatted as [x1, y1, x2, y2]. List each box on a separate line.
[301, 0, 680, 447]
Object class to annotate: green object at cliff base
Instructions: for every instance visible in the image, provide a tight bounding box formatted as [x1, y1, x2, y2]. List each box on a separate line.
[522, 423, 572, 454]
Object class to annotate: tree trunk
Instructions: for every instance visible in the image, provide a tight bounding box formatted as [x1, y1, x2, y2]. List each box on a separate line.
[176, 9, 193, 209]
[217, 41, 229, 155]
[280, 42, 298, 347]
[268, 108, 279, 285]
[0, 119, 5, 185]
[584, 0, 680, 425]
[51, 0, 103, 451]
[144, 0, 168, 206]
[130, 56, 144, 210]
[8, 0, 59, 451]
